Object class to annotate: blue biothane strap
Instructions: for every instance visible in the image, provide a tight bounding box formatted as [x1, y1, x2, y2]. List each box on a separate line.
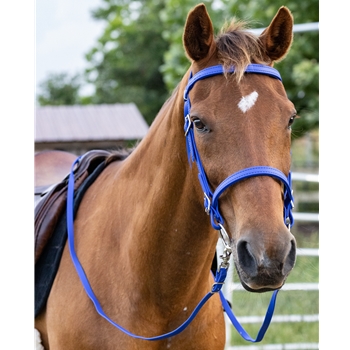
[66, 156, 279, 343]
[183, 64, 294, 230]
[184, 64, 282, 100]
[220, 289, 279, 342]
[209, 166, 294, 230]
[184, 111, 294, 231]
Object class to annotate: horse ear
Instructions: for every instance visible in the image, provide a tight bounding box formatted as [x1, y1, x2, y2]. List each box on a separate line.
[183, 4, 215, 62]
[259, 6, 294, 62]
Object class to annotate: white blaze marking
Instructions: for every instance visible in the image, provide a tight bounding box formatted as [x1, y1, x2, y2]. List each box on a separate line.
[238, 91, 259, 113]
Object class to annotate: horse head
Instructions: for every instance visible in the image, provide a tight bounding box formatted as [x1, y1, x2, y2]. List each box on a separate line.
[183, 4, 296, 292]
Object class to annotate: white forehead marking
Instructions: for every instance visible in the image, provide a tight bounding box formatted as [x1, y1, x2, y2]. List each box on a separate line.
[238, 91, 259, 113]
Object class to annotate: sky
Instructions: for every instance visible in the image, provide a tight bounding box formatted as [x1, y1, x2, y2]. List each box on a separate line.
[36, 0, 105, 96]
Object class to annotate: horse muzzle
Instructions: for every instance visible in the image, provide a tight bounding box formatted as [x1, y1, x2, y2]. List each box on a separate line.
[233, 230, 297, 293]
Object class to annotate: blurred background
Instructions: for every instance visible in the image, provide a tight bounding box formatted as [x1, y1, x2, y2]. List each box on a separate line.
[36, 0, 318, 132]
[36, 0, 104, 98]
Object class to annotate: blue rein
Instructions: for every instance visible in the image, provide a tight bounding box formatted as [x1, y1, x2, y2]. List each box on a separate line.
[66, 63, 294, 343]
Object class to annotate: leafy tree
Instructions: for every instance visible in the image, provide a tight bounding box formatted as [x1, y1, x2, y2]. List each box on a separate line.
[85, 0, 170, 125]
[37, 72, 81, 106]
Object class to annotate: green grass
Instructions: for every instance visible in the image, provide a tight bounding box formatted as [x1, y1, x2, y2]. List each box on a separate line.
[228, 229, 319, 347]
[230, 321, 319, 346]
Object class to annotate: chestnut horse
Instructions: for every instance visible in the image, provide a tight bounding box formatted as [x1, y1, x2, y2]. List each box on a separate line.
[35, 4, 297, 349]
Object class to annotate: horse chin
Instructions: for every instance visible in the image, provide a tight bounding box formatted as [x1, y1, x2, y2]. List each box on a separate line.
[234, 264, 285, 293]
[240, 280, 283, 293]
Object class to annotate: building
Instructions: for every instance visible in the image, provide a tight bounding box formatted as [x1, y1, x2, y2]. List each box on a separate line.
[35, 103, 149, 154]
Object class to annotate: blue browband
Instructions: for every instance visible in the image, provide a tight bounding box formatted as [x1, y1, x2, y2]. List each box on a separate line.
[184, 64, 282, 101]
[66, 63, 294, 343]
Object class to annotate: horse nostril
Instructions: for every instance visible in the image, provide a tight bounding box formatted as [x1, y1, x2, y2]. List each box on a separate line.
[283, 239, 296, 275]
[237, 240, 258, 277]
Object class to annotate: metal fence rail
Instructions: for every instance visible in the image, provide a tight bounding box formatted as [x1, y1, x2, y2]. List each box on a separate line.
[227, 343, 319, 350]
[248, 22, 319, 35]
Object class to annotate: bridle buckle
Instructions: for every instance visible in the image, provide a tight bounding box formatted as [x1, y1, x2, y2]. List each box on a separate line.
[204, 193, 211, 214]
[184, 114, 192, 136]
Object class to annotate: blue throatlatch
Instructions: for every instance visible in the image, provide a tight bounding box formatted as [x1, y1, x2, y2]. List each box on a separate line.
[66, 63, 294, 343]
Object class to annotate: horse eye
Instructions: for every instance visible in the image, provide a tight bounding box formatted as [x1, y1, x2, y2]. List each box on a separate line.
[288, 114, 297, 129]
[193, 119, 209, 133]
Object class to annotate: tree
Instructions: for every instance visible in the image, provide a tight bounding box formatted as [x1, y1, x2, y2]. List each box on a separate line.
[84, 0, 170, 125]
[37, 72, 81, 106]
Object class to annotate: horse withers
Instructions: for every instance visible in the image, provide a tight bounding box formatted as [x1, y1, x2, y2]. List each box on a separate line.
[35, 4, 297, 349]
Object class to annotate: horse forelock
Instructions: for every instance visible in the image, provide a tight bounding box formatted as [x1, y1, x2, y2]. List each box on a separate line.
[215, 20, 271, 82]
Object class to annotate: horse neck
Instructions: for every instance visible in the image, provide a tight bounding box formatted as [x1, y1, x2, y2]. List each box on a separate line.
[118, 74, 217, 300]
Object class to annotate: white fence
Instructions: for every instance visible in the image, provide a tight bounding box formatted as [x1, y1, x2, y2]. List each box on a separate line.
[222, 172, 319, 350]
[248, 22, 319, 35]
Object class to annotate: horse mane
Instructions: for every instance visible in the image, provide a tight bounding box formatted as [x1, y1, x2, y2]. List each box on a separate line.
[106, 147, 133, 165]
[215, 19, 271, 82]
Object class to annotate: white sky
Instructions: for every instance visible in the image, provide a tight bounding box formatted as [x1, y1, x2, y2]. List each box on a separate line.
[35, 0, 104, 95]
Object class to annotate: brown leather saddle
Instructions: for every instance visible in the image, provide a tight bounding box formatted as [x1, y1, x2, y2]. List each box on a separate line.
[34, 150, 116, 263]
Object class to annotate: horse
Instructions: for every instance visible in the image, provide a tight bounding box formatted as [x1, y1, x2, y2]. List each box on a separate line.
[35, 4, 297, 349]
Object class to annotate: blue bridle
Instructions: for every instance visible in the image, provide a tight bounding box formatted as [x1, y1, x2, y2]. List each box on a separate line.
[184, 64, 294, 232]
[66, 63, 294, 343]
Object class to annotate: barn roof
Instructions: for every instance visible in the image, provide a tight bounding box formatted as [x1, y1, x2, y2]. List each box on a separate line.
[35, 103, 149, 143]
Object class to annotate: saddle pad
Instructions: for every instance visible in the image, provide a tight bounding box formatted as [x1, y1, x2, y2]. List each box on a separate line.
[35, 160, 108, 317]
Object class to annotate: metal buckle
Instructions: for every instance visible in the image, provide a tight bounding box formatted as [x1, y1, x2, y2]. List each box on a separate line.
[184, 114, 192, 136]
[204, 193, 211, 214]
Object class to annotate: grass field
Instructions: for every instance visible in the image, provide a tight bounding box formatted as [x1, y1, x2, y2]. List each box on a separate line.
[228, 229, 319, 348]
